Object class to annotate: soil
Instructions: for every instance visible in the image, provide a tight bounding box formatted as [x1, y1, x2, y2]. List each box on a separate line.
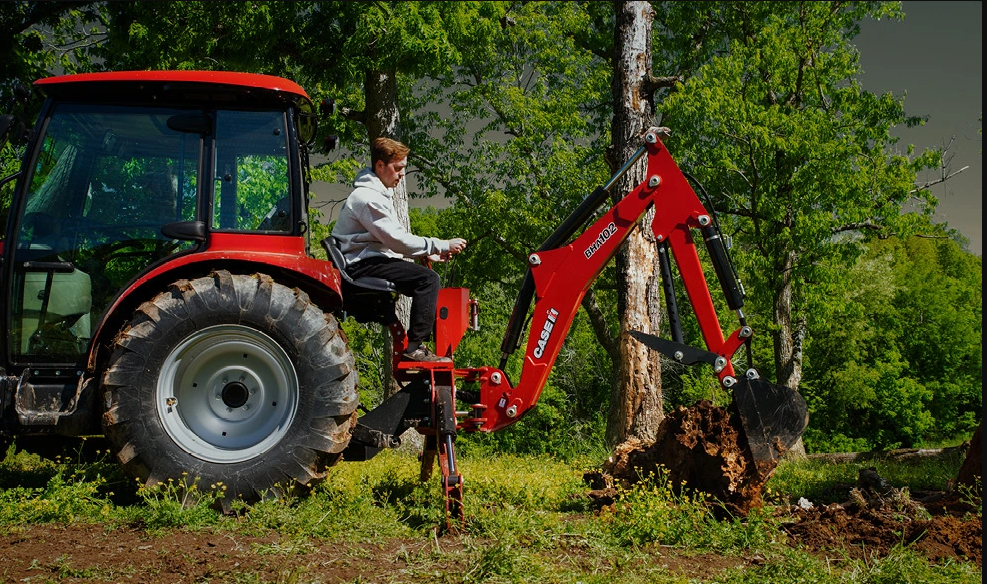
[0, 524, 761, 583]
[585, 400, 774, 516]
[782, 493, 981, 566]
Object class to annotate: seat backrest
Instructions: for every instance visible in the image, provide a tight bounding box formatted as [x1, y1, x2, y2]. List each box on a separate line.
[321, 236, 398, 293]
[322, 236, 355, 284]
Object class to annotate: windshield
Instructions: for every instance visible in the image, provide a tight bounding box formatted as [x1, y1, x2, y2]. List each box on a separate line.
[5, 103, 295, 364]
[6, 104, 201, 363]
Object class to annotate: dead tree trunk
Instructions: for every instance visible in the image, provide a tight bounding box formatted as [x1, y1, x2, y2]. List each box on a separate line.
[606, 0, 663, 446]
[956, 422, 982, 489]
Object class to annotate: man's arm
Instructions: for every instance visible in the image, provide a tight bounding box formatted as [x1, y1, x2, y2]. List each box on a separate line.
[364, 199, 449, 258]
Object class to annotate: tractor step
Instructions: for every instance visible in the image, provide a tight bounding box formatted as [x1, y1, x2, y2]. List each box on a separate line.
[13, 369, 83, 425]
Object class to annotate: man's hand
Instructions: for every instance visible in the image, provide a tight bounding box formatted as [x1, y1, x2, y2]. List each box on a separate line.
[431, 238, 466, 262]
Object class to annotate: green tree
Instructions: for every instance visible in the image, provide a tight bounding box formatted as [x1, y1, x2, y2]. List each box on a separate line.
[659, 3, 943, 427]
[401, 1, 620, 434]
[0, 1, 101, 102]
[804, 227, 981, 450]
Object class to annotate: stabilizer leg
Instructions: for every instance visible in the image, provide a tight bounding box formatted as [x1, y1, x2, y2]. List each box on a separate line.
[432, 370, 464, 532]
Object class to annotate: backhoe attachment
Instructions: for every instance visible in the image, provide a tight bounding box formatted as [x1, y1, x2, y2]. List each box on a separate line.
[731, 375, 809, 476]
[483, 127, 810, 481]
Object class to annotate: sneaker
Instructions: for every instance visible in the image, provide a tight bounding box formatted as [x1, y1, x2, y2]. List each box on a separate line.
[402, 345, 452, 363]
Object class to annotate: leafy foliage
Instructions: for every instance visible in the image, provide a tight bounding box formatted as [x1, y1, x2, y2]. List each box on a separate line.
[660, 2, 943, 392]
[805, 229, 982, 450]
[0, 1, 980, 455]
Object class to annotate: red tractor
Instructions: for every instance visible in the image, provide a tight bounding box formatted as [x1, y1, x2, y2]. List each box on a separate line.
[0, 71, 806, 522]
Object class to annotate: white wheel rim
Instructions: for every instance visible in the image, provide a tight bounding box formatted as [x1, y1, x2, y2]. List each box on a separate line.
[156, 324, 299, 463]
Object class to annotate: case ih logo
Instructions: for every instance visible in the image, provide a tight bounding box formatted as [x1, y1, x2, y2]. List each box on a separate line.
[532, 308, 560, 359]
[584, 222, 617, 259]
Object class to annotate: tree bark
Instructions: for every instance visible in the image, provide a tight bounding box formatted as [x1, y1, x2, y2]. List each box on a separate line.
[772, 248, 807, 456]
[606, 0, 663, 446]
[956, 421, 981, 488]
[365, 67, 410, 399]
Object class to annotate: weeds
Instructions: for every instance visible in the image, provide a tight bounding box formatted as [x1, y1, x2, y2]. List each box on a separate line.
[602, 467, 779, 553]
[0, 442, 980, 583]
[0, 469, 110, 524]
[957, 476, 982, 517]
[133, 474, 223, 530]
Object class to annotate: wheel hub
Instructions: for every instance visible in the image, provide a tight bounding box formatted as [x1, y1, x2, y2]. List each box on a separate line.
[156, 324, 299, 463]
[221, 381, 250, 409]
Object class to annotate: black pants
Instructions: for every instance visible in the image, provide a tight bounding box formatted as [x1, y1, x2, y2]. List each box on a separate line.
[346, 257, 440, 345]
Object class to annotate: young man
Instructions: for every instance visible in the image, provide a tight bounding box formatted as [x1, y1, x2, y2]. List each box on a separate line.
[332, 137, 467, 363]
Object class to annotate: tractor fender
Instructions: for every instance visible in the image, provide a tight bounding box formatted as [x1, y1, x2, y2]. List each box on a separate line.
[86, 234, 344, 374]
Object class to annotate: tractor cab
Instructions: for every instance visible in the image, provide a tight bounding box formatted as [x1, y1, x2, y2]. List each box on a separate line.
[2, 73, 315, 369]
[0, 72, 331, 438]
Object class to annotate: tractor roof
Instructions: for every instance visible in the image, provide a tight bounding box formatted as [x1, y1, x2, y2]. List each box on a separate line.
[34, 70, 313, 111]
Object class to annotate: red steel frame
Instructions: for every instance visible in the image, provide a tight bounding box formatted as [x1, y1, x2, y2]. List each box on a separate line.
[383, 130, 751, 528]
[453, 132, 742, 432]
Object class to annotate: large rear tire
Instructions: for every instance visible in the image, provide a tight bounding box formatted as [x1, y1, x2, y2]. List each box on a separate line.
[101, 270, 357, 507]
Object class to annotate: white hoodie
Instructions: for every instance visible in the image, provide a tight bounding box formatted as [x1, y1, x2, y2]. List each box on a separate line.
[332, 168, 449, 265]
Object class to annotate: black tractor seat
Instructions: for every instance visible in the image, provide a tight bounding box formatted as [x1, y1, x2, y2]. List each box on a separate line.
[322, 236, 398, 293]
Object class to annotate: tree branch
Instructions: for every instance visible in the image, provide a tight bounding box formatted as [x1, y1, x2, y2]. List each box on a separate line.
[911, 165, 968, 195]
[642, 74, 681, 95]
[337, 105, 366, 124]
[831, 220, 884, 235]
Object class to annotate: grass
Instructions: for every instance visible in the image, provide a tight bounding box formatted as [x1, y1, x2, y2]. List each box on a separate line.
[0, 440, 980, 583]
[767, 449, 968, 506]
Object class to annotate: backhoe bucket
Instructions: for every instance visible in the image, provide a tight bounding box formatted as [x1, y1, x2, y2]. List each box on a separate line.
[732, 377, 809, 479]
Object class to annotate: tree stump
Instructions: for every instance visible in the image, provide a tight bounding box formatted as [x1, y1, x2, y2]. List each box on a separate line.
[956, 422, 982, 489]
[590, 400, 773, 516]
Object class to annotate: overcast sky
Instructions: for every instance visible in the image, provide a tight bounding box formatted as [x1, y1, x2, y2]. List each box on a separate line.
[854, 1, 982, 255]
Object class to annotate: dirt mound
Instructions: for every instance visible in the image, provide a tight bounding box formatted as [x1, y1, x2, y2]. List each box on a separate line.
[783, 494, 982, 567]
[586, 400, 769, 515]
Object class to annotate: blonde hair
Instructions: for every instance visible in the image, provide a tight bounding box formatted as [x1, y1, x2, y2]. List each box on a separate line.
[371, 137, 410, 168]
